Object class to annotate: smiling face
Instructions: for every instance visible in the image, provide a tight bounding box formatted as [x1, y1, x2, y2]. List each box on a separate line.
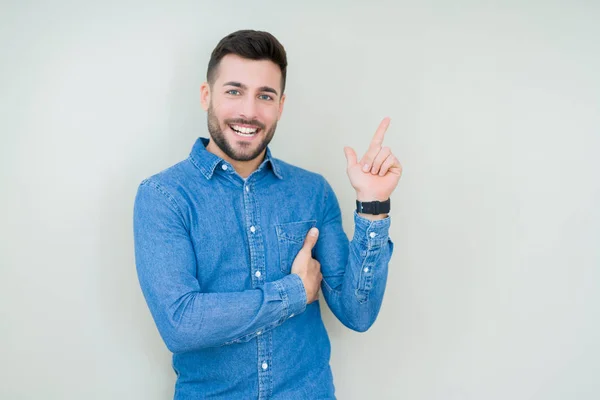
[201, 54, 286, 163]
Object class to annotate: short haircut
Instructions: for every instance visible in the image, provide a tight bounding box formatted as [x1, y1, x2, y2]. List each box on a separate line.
[207, 30, 288, 94]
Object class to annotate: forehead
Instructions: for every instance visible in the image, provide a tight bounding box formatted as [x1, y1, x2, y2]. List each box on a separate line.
[213, 54, 282, 90]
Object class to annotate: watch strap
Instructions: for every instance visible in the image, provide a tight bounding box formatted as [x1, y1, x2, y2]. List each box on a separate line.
[356, 198, 390, 215]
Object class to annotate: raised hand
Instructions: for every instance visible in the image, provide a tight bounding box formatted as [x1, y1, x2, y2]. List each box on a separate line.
[343, 117, 403, 203]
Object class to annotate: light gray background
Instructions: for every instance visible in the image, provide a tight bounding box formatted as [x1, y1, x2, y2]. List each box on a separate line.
[1, 1, 599, 399]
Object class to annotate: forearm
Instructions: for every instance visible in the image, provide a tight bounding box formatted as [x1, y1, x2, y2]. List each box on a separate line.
[320, 212, 393, 332]
[134, 181, 307, 354]
[141, 273, 306, 353]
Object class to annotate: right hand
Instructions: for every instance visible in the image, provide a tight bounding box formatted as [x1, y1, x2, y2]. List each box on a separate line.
[291, 227, 322, 304]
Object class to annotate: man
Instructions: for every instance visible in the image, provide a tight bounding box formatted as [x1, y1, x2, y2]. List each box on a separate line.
[133, 29, 402, 400]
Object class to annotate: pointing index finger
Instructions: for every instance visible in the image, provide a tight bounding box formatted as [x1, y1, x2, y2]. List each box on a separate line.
[370, 117, 391, 148]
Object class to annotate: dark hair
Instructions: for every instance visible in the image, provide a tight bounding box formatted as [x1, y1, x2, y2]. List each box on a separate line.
[207, 30, 288, 94]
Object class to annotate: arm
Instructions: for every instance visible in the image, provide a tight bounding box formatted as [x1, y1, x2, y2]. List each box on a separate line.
[133, 180, 306, 353]
[317, 116, 402, 332]
[315, 180, 393, 332]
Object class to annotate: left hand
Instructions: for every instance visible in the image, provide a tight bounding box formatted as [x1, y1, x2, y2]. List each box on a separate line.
[343, 117, 403, 202]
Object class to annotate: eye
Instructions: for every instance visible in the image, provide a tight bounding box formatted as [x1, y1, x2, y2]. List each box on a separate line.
[258, 94, 273, 101]
[226, 90, 240, 95]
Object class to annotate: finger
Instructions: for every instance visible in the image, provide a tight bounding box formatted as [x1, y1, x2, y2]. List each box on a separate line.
[313, 259, 321, 271]
[360, 147, 379, 172]
[378, 155, 400, 176]
[370, 146, 391, 175]
[370, 117, 391, 149]
[360, 117, 391, 171]
[302, 227, 319, 252]
[343, 147, 357, 168]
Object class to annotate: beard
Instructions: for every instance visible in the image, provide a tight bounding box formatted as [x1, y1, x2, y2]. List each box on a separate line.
[207, 103, 277, 162]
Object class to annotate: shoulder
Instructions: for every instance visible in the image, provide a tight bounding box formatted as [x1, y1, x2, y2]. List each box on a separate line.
[135, 158, 196, 207]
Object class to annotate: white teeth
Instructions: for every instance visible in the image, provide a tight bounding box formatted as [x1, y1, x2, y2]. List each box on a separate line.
[231, 125, 258, 134]
[235, 131, 255, 137]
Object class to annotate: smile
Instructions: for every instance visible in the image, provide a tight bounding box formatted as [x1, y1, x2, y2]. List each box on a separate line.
[229, 124, 260, 138]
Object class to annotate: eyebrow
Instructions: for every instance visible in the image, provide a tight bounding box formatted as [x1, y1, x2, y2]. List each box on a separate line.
[223, 81, 279, 96]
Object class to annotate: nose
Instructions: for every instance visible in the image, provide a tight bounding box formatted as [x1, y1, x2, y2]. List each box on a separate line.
[239, 96, 258, 122]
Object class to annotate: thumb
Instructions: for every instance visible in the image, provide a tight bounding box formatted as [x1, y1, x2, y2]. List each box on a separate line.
[302, 227, 319, 252]
[344, 147, 357, 168]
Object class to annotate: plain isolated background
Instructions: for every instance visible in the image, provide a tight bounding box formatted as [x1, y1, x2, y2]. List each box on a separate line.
[1, 1, 599, 399]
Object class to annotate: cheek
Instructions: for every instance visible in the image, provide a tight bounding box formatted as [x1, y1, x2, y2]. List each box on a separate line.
[212, 102, 235, 122]
[259, 106, 280, 124]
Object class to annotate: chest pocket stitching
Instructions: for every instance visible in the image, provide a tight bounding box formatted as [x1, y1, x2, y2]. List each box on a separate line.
[275, 220, 317, 274]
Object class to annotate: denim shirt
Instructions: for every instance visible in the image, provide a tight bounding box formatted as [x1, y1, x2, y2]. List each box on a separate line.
[133, 137, 394, 400]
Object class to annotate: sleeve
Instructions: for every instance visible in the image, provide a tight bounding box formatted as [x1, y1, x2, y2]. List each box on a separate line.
[314, 178, 394, 332]
[133, 179, 307, 353]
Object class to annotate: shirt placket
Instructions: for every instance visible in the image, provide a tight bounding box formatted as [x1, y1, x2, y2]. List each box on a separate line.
[243, 179, 273, 399]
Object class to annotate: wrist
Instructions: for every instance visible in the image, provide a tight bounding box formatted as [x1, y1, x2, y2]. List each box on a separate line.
[355, 196, 390, 220]
[357, 212, 388, 221]
[355, 191, 388, 202]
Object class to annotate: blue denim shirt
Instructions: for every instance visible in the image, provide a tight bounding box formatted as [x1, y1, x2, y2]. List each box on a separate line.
[133, 137, 394, 399]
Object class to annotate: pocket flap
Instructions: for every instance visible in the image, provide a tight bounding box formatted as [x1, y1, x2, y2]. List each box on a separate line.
[275, 220, 317, 243]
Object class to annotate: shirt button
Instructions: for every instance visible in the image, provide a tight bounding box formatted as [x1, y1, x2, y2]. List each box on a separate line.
[221, 164, 228, 171]
[250, 226, 256, 233]
[245, 186, 250, 193]
[369, 232, 377, 238]
[262, 362, 268, 370]
[255, 270, 261, 278]
[289, 313, 294, 318]
[256, 330, 262, 335]
[363, 267, 369, 273]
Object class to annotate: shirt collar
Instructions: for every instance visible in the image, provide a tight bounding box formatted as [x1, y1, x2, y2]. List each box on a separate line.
[188, 137, 283, 180]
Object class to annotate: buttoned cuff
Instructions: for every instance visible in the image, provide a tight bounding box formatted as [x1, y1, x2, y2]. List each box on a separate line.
[352, 211, 391, 248]
[275, 273, 307, 320]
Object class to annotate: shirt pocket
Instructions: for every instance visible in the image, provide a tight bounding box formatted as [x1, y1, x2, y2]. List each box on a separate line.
[275, 219, 317, 274]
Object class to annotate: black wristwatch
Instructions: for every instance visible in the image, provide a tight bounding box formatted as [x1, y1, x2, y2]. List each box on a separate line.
[356, 198, 390, 215]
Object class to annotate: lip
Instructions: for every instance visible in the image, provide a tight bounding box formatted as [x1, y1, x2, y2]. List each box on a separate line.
[230, 123, 260, 129]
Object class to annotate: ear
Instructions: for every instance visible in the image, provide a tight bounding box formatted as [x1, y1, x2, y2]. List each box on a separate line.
[200, 82, 210, 111]
[277, 93, 286, 121]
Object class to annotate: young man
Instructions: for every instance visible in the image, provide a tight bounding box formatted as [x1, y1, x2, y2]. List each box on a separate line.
[133, 30, 402, 400]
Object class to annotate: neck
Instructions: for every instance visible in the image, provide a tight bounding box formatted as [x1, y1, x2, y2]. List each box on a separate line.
[206, 140, 265, 179]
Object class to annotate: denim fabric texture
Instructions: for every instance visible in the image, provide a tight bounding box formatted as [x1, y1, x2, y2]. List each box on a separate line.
[133, 137, 394, 399]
